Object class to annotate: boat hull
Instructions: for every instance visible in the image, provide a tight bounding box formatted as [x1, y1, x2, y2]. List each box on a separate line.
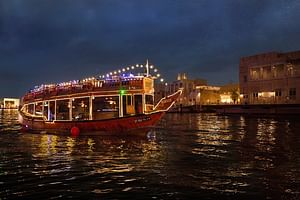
[20, 111, 165, 136]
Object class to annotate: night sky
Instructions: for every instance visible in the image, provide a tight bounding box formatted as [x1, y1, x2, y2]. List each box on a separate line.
[1, 0, 300, 97]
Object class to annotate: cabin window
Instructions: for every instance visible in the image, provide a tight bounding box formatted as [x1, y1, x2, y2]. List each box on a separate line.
[43, 101, 49, 119]
[28, 104, 34, 114]
[145, 95, 154, 112]
[122, 95, 134, 116]
[43, 101, 55, 121]
[127, 95, 132, 106]
[145, 95, 154, 105]
[134, 95, 143, 114]
[22, 105, 28, 113]
[35, 102, 43, 116]
[72, 97, 90, 120]
[49, 101, 55, 121]
[92, 96, 119, 120]
[56, 99, 70, 120]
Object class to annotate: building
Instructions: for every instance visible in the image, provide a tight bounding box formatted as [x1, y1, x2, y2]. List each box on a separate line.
[165, 73, 207, 106]
[155, 73, 239, 107]
[239, 50, 300, 104]
[0, 98, 20, 109]
[219, 83, 240, 104]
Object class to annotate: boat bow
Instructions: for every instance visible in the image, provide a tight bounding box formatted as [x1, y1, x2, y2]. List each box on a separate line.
[153, 89, 182, 112]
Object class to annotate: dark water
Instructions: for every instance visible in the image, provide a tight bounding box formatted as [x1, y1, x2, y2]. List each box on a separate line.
[1, 109, 300, 199]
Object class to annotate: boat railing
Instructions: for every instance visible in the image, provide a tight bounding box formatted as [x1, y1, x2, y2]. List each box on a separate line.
[22, 79, 144, 103]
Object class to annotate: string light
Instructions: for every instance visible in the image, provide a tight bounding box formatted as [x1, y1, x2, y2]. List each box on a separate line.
[29, 61, 166, 94]
[97, 62, 163, 80]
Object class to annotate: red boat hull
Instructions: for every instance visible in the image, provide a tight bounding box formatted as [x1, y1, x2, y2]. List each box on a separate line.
[20, 111, 165, 136]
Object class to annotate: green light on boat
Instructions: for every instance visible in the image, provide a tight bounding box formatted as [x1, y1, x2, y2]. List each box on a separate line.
[120, 89, 126, 95]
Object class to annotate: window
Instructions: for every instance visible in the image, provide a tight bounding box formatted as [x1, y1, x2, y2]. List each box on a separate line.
[35, 102, 43, 116]
[275, 89, 282, 97]
[289, 88, 296, 99]
[49, 101, 55, 121]
[123, 95, 134, 116]
[243, 75, 247, 82]
[127, 95, 132, 106]
[287, 65, 294, 76]
[253, 92, 258, 98]
[43, 101, 49, 119]
[134, 95, 143, 114]
[28, 104, 34, 114]
[56, 99, 70, 120]
[145, 94, 154, 112]
[145, 95, 154, 105]
[262, 66, 272, 79]
[250, 68, 261, 80]
[72, 97, 89, 120]
[92, 96, 119, 120]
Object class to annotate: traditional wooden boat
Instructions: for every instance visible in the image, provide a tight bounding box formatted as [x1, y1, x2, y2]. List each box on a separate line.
[19, 64, 182, 136]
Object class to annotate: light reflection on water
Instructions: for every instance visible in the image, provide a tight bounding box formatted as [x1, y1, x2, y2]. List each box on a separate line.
[1, 110, 300, 199]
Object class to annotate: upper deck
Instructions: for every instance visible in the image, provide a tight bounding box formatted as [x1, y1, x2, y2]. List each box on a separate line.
[22, 76, 154, 104]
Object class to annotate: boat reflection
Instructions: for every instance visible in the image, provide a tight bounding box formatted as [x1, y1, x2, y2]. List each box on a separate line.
[19, 129, 165, 178]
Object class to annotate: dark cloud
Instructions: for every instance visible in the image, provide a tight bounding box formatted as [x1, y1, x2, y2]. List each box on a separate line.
[1, 0, 300, 97]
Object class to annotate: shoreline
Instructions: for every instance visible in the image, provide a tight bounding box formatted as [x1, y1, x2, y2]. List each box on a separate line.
[169, 104, 300, 115]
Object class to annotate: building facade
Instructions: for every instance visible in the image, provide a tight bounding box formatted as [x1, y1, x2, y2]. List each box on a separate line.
[219, 83, 240, 104]
[0, 98, 20, 109]
[239, 51, 300, 104]
[166, 73, 207, 106]
[154, 73, 239, 106]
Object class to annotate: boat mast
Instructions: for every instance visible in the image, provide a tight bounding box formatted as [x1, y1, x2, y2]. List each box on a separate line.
[146, 59, 149, 77]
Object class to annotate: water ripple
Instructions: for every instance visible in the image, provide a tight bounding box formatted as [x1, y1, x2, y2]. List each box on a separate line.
[1, 111, 300, 199]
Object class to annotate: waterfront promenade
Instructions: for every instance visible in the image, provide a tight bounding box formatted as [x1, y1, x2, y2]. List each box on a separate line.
[170, 104, 300, 115]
